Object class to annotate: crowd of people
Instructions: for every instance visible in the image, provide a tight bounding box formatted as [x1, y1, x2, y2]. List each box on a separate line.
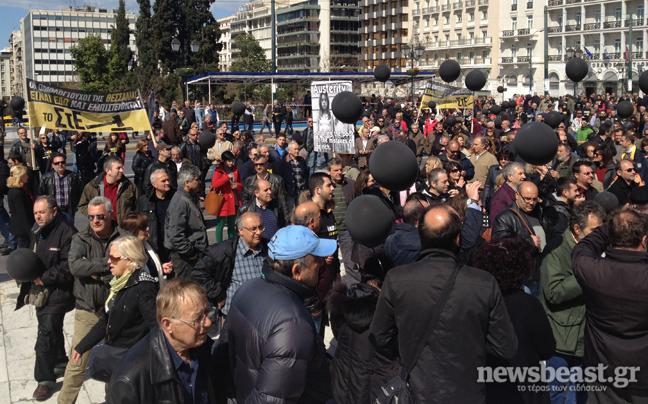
[1, 89, 648, 404]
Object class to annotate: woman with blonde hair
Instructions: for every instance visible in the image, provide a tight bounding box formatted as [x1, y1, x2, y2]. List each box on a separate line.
[131, 139, 153, 194]
[7, 165, 34, 248]
[71, 235, 158, 384]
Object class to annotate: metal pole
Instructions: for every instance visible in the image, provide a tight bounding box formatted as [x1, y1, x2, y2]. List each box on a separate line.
[271, 0, 276, 74]
[529, 49, 533, 93]
[544, 6, 549, 95]
[629, 10, 633, 93]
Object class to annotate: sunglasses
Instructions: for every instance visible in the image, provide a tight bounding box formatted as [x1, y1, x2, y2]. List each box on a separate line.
[451, 169, 460, 173]
[254, 163, 266, 166]
[52, 161, 65, 166]
[88, 214, 107, 221]
[624, 168, 636, 172]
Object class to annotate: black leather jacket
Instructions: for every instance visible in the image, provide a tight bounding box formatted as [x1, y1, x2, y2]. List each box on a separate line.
[39, 170, 83, 215]
[241, 173, 290, 219]
[107, 327, 224, 404]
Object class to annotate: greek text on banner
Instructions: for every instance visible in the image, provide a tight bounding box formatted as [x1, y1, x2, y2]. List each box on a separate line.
[26, 79, 152, 133]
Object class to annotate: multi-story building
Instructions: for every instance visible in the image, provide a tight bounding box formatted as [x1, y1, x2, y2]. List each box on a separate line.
[546, 0, 647, 96]
[412, 0, 497, 88]
[230, 1, 274, 62]
[496, 0, 547, 97]
[276, 0, 361, 72]
[0, 48, 12, 98]
[10, 31, 23, 97]
[20, 6, 136, 93]
[359, 0, 412, 72]
[217, 15, 236, 72]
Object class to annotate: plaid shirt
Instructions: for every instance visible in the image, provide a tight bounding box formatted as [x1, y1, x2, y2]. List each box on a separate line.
[53, 171, 70, 209]
[290, 158, 306, 191]
[223, 238, 265, 315]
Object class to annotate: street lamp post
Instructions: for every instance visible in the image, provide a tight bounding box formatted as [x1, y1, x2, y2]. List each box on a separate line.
[566, 47, 583, 97]
[171, 37, 201, 102]
[402, 44, 425, 104]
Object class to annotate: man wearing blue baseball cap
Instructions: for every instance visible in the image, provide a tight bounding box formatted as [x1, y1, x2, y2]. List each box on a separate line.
[224, 225, 336, 403]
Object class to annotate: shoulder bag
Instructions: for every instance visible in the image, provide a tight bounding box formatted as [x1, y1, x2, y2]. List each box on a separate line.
[375, 262, 463, 404]
[204, 187, 224, 216]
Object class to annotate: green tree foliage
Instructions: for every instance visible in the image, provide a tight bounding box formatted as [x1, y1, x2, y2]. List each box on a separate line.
[107, 0, 133, 90]
[70, 34, 110, 92]
[133, 0, 157, 94]
[231, 34, 271, 102]
[146, 0, 221, 104]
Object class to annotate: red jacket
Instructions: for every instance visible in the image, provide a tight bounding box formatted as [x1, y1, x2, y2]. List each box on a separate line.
[211, 163, 242, 217]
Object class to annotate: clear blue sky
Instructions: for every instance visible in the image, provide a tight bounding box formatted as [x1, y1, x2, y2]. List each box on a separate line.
[0, 1, 239, 52]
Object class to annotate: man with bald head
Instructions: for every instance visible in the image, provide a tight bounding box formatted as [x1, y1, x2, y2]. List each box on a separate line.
[293, 201, 321, 233]
[607, 159, 640, 205]
[492, 181, 551, 250]
[192, 211, 267, 317]
[384, 198, 427, 266]
[239, 179, 285, 241]
[370, 204, 517, 403]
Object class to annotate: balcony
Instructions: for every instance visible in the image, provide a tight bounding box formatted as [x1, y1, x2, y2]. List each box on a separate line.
[422, 7, 431, 13]
[501, 30, 515, 37]
[603, 20, 622, 28]
[465, 0, 475, 7]
[430, 5, 439, 12]
[584, 53, 600, 60]
[453, 1, 463, 8]
[442, 4, 451, 11]
[610, 52, 621, 59]
[565, 24, 581, 31]
[501, 57, 514, 63]
[548, 25, 563, 33]
[413, 9, 420, 15]
[632, 51, 643, 58]
[517, 56, 530, 63]
[478, 0, 488, 6]
[548, 55, 562, 61]
[583, 22, 600, 30]
[548, 0, 562, 5]
[518, 28, 531, 35]
[511, 3, 517, 10]
[625, 18, 644, 27]
[527, 2, 533, 8]
[565, 0, 581, 3]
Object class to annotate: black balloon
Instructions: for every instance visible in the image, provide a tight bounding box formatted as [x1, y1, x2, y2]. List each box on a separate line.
[617, 101, 635, 119]
[490, 105, 501, 114]
[483, 108, 490, 116]
[199, 130, 216, 150]
[501, 101, 510, 109]
[497, 85, 505, 93]
[374, 64, 391, 82]
[494, 116, 503, 130]
[9, 96, 24, 111]
[446, 116, 457, 127]
[428, 101, 437, 110]
[439, 60, 461, 83]
[7, 248, 45, 282]
[545, 111, 563, 129]
[525, 94, 532, 101]
[515, 122, 559, 165]
[369, 141, 419, 191]
[332, 91, 363, 124]
[640, 71, 648, 94]
[232, 101, 245, 116]
[565, 57, 589, 83]
[346, 195, 394, 248]
[465, 70, 487, 92]
[593, 191, 619, 214]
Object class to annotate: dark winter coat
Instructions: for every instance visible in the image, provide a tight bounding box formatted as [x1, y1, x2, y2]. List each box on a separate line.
[369, 249, 518, 404]
[15, 213, 77, 315]
[142, 158, 178, 197]
[328, 282, 399, 404]
[135, 188, 175, 250]
[224, 265, 332, 404]
[74, 268, 158, 354]
[132, 150, 154, 194]
[7, 186, 34, 237]
[383, 222, 422, 267]
[77, 173, 139, 224]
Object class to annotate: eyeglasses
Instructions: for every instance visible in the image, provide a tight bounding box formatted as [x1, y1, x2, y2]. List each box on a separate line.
[171, 306, 214, 329]
[108, 255, 122, 263]
[52, 161, 65, 166]
[580, 171, 594, 176]
[521, 196, 539, 203]
[88, 214, 108, 221]
[243, 225, 265, 233]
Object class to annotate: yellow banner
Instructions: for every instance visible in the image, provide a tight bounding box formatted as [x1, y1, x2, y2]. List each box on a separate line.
[419, 85, 474, 110]
[26, 79, 152, 133]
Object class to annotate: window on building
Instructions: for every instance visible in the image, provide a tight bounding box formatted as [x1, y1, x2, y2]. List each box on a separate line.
[615, 7, 622, 21]
[468, 12, 474, 21]
[482, 10, 487, 19]
[636, 37, 644, 52]
[527, 16, 533, 28]
[614, 39, 621, 53]
[595, 9, 601, 23]
[512, 44, 517, 57]
[575, 12, 581, 25]
[512, 17, 517, 31]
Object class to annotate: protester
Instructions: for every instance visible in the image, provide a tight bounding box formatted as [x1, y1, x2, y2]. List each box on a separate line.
[211, 150, 242, 243]
[7, 164, 35, 248]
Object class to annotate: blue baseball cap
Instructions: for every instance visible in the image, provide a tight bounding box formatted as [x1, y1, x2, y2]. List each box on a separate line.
[268, 225, 337, 260]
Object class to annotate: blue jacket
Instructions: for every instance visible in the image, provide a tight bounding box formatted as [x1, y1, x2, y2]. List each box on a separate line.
[384, 222, 422, 267]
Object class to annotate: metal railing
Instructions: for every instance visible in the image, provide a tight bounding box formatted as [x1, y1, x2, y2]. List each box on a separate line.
[478, 0, 488, 6]
[502, 30, 515, 37]
[548, 55, 562, 61]
[603, 20, 622, 28]
[413, 9, 420, 15]
[583, 22, 600, 30]
[518, 27, 530, 35]
[501, 57, 514, 63]
[465, 0, 475, 6]
[453, 1, 463, 8]
[442, 4, 451, 10]
[625, 18, 644, 27]
[517, 56, 531, 63]
[548, 0, 562, 5]
[565, 24, 581, 31]
[548, 26, 563, 33]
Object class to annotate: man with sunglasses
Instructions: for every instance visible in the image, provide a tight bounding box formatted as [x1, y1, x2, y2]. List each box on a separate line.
[59, 196, 128, 403]
[39, 152, 82, 223]
[607, 159, 641, 205]
[439, 140, 475, 181]
[193, 212, 267, 317]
